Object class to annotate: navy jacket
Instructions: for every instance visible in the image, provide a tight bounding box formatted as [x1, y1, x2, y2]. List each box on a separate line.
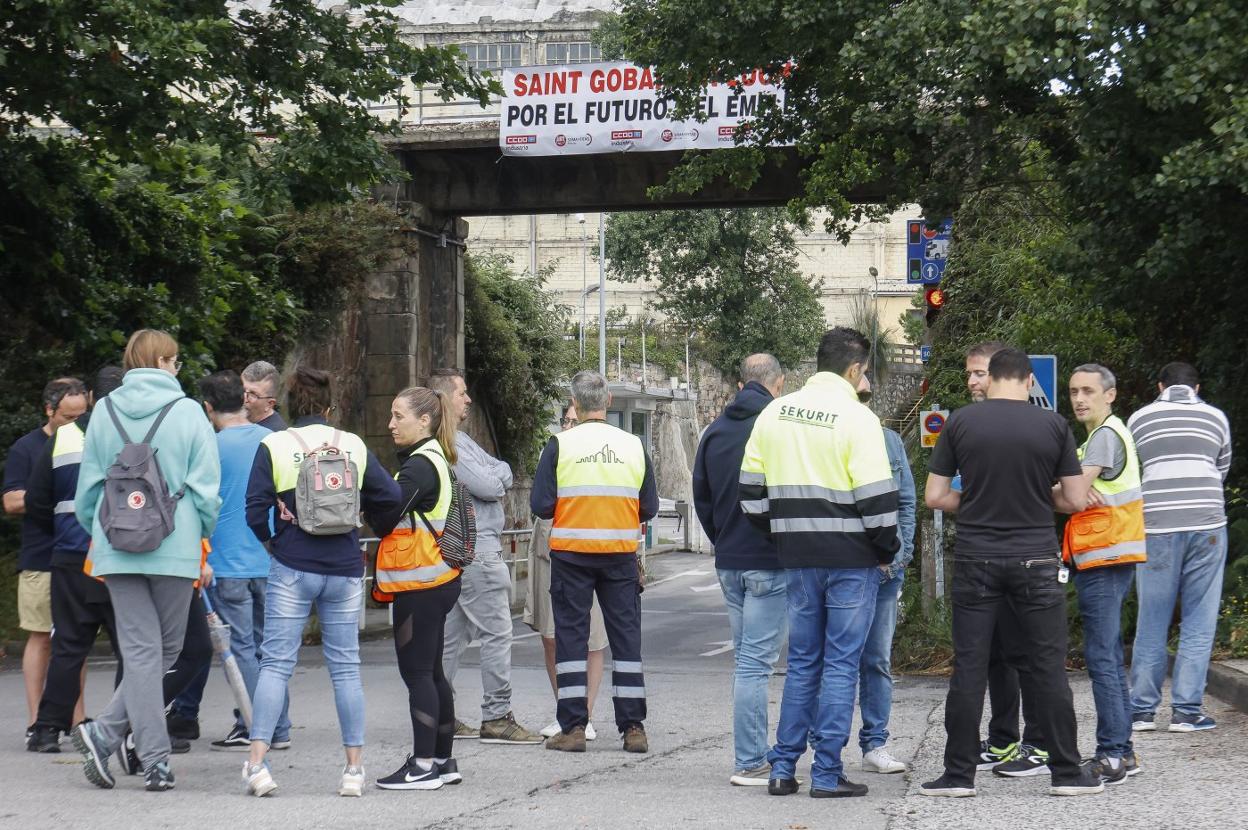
[25, 415, 92, 567]
[692, 381, 780, 571]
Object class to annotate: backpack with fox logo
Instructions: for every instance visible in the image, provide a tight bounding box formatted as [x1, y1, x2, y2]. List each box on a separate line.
[412, 469, 478, 568]
[99, 398, 185, 553]
[278, 429, 361, 535]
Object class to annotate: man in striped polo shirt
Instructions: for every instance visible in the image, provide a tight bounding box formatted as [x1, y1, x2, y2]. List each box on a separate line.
[1127, 362, 1232, 733]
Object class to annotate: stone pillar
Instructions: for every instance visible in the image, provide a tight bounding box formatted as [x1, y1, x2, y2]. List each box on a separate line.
[362, 203, 467, 460]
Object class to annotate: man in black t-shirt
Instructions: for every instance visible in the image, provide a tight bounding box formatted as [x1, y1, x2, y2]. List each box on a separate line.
[918, 348, 1103, 798]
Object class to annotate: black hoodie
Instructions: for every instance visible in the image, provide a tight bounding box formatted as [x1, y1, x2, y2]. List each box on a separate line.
[692, 381, 780, 571]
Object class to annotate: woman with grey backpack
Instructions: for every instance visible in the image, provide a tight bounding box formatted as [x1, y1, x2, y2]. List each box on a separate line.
[239, 366, 400, 798]
[71, 329, 222, 793]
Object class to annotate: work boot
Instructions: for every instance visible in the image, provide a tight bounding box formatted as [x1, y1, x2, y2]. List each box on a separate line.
[545, 726, 587, 752]
[622, 724, 649, 754]
[479, 712, 543, 745]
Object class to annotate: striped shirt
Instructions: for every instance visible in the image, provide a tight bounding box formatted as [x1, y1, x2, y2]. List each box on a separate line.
[1127, 385, 1231, 534]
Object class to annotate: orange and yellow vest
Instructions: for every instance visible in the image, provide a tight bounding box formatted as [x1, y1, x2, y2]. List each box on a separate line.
[1062, 414, 1147, 570]
[550, 421, 646, 555]
[373, 441, 459, 600]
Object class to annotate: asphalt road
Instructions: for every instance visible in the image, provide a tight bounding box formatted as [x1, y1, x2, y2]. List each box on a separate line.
[1, 551, 1244, 829]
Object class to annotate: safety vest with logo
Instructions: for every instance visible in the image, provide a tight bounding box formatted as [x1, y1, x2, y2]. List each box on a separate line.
[51, 421, 91, 556]
[374, 441, 459, 597]
[739, 372, 900, 570]
[551, 422, 646, 554]
[1062, 414, 1147, 570]
[262, 423, 369, 497]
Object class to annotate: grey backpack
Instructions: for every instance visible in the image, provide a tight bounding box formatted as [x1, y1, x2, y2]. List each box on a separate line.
[279, 429, 362, 535]
[99, 398, 185, 553]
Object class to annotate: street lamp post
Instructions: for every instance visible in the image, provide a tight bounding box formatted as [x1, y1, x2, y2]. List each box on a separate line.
[598, 213, 607, 377]
[577, 213, 587, 360]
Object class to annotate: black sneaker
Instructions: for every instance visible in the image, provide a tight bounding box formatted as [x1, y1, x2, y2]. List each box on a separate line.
[437, 759, 462, 785]
[1168, 711, 1216, 732]
[768, 777, 800, 796]
[993, 743, 1049, 777]
[25, 725, 34, 749]
[1050, 763, 1105, 796]
[27, 724, 61, 753]
[170, 735, 191, 754]
[117, 732, 141, 776]
[1091, 754, 1127, 786]
[976, 740, 1018, 770]
[810, 777, 868, 798]
[376, 756, 444, 790]
[1123, 751, 1142, 777]
[144, 761, 176, 792]
[165, 712, 199, 740]
[919, 774, 976, 797]
[210, 724, 251, 752]
[1130, 712, 1155, 732]
[71, 722, 116, 789]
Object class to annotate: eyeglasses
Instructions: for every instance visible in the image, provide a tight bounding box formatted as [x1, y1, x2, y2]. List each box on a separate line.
[244, 391, 276, 402]
[163, 356, 183, 372]
[560, 417, 579, 428]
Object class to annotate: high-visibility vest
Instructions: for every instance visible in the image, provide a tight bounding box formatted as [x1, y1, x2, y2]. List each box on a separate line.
[1062, 414, 1147, 570]
[262, 422, 370, 494]
[51, 421, 90, 555]
[373, 441, 459, 599]
[550, 421, 646, 554]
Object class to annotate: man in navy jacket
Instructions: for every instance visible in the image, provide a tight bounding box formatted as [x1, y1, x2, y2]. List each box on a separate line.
[692, 353, 787, 787]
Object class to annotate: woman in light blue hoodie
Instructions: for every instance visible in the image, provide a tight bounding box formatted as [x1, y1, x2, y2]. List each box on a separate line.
[70, 330, 221, 793]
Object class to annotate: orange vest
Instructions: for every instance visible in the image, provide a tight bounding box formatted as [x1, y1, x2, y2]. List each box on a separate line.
[550, 422, 647, 555]
[372, 442, 459, 602]
[1062, 415, 1147, 570]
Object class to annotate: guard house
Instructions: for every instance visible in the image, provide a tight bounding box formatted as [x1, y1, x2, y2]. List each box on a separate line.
[551, 380, 697, 454]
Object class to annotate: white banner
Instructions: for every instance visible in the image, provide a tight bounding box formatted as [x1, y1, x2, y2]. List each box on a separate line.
[499, 61, 788, 156]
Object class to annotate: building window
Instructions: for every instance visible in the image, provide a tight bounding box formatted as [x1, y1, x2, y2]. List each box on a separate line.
[545, 42, 601, 64]
[459, 43, 523, 71]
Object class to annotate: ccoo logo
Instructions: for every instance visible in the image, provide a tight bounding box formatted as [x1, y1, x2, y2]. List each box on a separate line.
[127, 491, 147, 510]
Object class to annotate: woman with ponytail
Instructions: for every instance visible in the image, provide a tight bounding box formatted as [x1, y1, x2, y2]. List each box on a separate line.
[372, 387, 463, 790]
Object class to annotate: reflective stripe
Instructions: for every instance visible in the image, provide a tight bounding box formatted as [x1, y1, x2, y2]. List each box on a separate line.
[772, 517, 866, 534]
[556, 660, 588, 674]
[862, 511, 898, 529]
[549, 528, 641, 540]
[853, 479, 898, 501]
[769, 484, 853, 503]
[613, 661, 642, 674]
[556, 484, 641, 498]
[376, 562, 453, 583]
[557, 685, 587, 699]
[1098, 488, 1143, 507]
[740, 498, 770, 515]
[54, 500, 75, 515]
[739, 471, 766, 486]
[613, 686, 646, 698]
[1071, 540, 1148, 566]
[52, 451, 82, 469]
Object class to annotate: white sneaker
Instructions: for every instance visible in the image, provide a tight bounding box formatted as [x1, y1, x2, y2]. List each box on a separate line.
[339, 765, 364, 797]
[729, 764, 772, 786]
[585, 723, 597, 741]
[540, 720, 561, 738]
[243, 761, 277, 797]
[863, 747, 907, 774]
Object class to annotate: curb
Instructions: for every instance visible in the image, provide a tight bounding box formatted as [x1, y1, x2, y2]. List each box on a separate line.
[1207, 662, 1248, 715]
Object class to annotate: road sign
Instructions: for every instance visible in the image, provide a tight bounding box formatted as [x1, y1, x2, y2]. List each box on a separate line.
[920, 344, 931, 363]
[1028, 354, 1058, 410]
[907, 218, 953, 284]
[920, 408, 949, 448]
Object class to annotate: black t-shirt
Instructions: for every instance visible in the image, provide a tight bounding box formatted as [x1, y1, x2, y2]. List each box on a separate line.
[2, 427, 54, 571]
[929, 399, 1081, 557]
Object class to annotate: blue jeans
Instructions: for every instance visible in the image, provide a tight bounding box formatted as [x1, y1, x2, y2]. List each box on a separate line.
[251, 560, 365, 747]
[859, 568, 904, 753]
[1075, 564, 1135, 758]
[768, 567, 879, 789]
[1130, 527, 1228, 716]
[717, 569, 788, 771]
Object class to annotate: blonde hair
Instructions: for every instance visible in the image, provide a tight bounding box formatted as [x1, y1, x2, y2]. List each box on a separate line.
[395, 386, 457, 465]
[123, 329, 179, 372]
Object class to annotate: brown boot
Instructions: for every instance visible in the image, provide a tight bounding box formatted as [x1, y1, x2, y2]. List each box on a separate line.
[622, 724, 649, 754]
[546, 726, 587, 752]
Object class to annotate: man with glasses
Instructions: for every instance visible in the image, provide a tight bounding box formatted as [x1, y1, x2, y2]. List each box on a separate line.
[241, 361, 286, 432]
[4, 377, 89, 745]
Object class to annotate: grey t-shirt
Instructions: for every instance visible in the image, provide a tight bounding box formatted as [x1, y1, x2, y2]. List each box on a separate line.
[1082, 425, 1126, 480]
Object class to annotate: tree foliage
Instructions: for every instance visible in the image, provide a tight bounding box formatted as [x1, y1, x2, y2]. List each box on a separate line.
[604, 209, 825, 373]
[464, 255, 575, 474]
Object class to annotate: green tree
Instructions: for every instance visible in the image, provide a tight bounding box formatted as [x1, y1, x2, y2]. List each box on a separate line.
[604, 209, 825, 373]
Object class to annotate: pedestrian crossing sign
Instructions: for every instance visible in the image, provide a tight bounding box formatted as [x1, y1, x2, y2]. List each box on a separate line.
[1028, 354, 1058, 411]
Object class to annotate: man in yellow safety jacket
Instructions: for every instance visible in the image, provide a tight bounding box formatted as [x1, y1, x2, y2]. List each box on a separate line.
[739, 327, 900, 799]
[1057, 363, 1146, 784]
[531, 370, 658, 755]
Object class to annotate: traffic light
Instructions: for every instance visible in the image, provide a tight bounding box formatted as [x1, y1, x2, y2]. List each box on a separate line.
[925, 287, 946, 326]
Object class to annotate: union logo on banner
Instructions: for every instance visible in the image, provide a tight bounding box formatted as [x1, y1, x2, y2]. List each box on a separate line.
[127, 491, 147, 509]
[611, 129, 642, 140]
[505, 135, 537, 145]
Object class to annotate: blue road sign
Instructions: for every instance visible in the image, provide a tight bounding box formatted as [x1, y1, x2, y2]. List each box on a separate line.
[920, 344, 931, 363]
[1028, 354, 1058, 411]
[907, 218, 953, 285]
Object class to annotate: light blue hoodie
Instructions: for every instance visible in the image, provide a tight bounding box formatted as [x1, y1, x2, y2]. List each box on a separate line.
[75, 368, 222, 579]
